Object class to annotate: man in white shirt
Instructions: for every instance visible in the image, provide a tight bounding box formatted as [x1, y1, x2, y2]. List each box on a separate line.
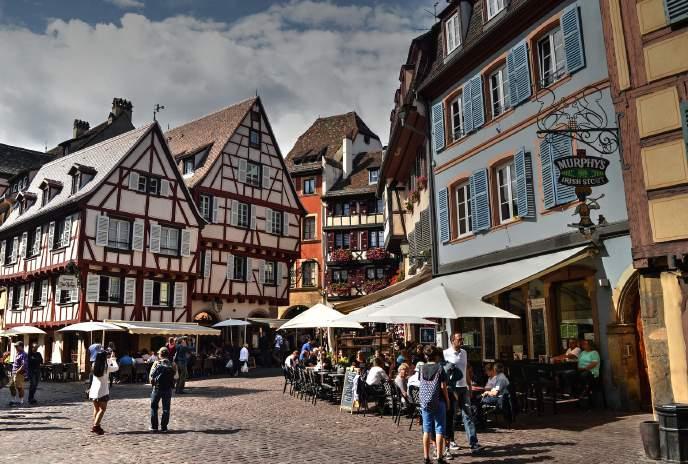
[443, 333, 480, 454]
[553, 339, 581, 362]
[238, 344, 249, 376]
[365, 357, 389, 386]
[284, 351, 298, 369]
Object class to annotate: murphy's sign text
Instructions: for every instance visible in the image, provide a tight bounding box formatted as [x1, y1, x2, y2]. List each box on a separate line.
[555, 156, 609, 187]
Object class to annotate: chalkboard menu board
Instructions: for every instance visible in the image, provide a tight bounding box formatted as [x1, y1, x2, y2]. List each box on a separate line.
[339, 370, 357, 413]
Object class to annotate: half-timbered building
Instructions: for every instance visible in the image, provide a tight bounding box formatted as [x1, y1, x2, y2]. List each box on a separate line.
[0, 123, 203, 367]
[166, 97, 303, 329]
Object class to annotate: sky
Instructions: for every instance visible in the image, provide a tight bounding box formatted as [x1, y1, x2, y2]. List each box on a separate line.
[0, 0, 436, 154]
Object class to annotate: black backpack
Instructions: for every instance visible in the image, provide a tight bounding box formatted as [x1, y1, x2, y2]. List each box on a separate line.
[152, 362, 175, 390]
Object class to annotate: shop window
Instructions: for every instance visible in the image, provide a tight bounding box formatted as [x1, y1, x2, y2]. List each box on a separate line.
[554, 280, 594, 351]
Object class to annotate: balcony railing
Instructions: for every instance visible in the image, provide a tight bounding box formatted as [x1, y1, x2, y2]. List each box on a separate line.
[326, 248, 392, 264]
[325, 213, 384, 228]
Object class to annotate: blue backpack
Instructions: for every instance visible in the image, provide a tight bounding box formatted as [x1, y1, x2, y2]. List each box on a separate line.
[419, 365, 442, 411]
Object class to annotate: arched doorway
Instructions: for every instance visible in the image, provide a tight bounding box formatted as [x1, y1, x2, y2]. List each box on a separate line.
[282, 305, 308, 320]
[193, 310, 219, 325]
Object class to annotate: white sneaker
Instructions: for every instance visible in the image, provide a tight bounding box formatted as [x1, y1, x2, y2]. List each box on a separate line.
[449, 441, 460, 451]
[443, 448, 454, 460]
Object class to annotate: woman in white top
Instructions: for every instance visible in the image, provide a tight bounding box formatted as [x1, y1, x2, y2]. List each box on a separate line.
[89, 349, 119, 435]
[365, 357, 389, 386]
[238, 344, 249, 376]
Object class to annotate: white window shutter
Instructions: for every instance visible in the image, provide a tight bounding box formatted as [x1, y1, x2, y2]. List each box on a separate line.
[40, 280, 48, 306]
[160, 179, 170, 196]
[62, 215, 72, 246]
[238, 158, 247, 183]
[231, 200, 239, 226]
[18, 285, 24, 309]
[203, 249, 212, 277]
[226, 253, 234, 280]
[124, 277, 136, 305]
[262, 165, 271, 189]
[7, 287, 12, 310]
[265, 208, 272, 232]
[132, 220, 144, 251]
[258, 260, 265, 284]
[11, 237, 18, 263]
[173, 282, 185, 308]
[86, 274, 100, 302]
[48, 222, 55, 250]
[20, 232, 27, 259]
[149, 224, 161, 253]
[246, 257, 253, 282]
[71, 286, 79, 303]
[142, 279, 154, 306]
[283, 212, 289, 236]
[27, 282, 34, 307]
[276, 262, 282, 285]
[96, 215, 110, 247]
[128, 171, 140, 190]
[250, 205, 256, 230]
[0, 240, 5, 266]
[33, 226, 41, 256]
[180, 229, 191, 257]
[212, 196, 218, 223]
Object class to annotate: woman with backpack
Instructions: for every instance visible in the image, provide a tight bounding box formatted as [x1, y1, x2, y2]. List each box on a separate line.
[89, 347, 119, 435]
[419, 345, 450, 464]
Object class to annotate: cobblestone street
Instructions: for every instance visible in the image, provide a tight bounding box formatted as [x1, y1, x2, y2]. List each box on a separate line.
[0, 371, 653, 464]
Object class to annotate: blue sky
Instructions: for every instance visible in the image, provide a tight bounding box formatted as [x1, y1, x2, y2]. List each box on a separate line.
[0, 0, 434, 152]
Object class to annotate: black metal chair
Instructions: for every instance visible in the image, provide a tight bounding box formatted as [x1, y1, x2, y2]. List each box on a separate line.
[407, 386, 422, 431]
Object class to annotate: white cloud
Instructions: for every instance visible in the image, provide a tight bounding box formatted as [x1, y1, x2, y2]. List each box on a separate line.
[106, 0, 145, 9]
[0, 1, 430, 154]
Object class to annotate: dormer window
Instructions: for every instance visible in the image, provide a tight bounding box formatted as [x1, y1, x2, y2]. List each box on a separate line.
[41, 186, 49, 207]
[39, 179, 63, 206]
[183, 157, 195, 175]
[486, 0, 506, 21]
[445, 12, 461, 55]
[68, 164, 96, 195]
[368, 168, 380, 185]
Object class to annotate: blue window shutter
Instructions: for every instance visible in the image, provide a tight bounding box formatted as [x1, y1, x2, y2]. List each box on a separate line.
[462, 82, 474, 134]
[438, 188, 450, 243]
[470, 169, 491, 232]
[470, 74, 485, 129]
[681, 101, 688, 155]
[540, 138, 556, 209]
[665, 0, 688, 25]
[550, 134, 577, 205]
[561, 5, 586, 74]
[431, 102, 445, 154]
[514, 149, 535, 218]
[507, 41, 531, 106]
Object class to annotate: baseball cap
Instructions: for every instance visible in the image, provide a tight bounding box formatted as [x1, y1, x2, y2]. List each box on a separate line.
[88, 343, 103, 362]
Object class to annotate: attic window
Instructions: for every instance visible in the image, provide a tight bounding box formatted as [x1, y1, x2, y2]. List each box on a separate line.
[249, 129, 261, 148]
[445, 12, 462, 55]
[183, 157, 195, 175]
[368, 168, 380, 185]
[68, 164, 96, 194]
[39, 179, 63, 206]
[251, 111, 260, 123]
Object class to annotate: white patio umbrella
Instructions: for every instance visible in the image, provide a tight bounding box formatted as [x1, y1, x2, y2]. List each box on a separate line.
[5, 326, 47, 335]
[340, 303, 437, 325]
[281, 303, 363, 330]
[213, 319, 251, 344]
[59, 321, 125, 344]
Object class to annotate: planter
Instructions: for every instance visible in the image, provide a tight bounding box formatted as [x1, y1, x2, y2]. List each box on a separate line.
[639, 420, 661, 461]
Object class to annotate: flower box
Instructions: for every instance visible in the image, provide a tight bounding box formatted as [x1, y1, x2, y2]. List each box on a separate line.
[366, 247, 388, 261]
[330, 248, 353, 263]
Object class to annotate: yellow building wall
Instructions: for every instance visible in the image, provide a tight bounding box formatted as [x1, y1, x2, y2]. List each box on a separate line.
[642, 139, 688, 189]
[649, 193, 688, 242]
[644, 31, 688, 81]
[636, 87, 682, 138]
[637, 0, 668, 34]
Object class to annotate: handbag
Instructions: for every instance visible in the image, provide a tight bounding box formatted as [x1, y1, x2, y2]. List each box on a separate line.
[241, 363, 249, 373]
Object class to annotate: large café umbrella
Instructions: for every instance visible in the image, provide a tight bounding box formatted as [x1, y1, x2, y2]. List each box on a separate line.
[59, 321, 125, 344]
[212, 319, 251, 344]
[280, 303, 363, 330]
[4, 326, 47, 335]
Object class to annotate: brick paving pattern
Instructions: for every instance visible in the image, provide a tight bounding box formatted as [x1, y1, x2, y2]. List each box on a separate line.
[0, 371, 653, 464]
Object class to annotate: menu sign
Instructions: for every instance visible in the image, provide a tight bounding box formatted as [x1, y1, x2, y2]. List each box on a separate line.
[339, 370, 357, 413]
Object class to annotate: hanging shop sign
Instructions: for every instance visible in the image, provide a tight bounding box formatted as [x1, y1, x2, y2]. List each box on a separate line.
[555, 155, 610, 187]
[57, 275, 78, 290]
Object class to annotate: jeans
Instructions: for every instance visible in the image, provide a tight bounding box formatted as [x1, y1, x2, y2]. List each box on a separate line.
[28, 371, 40, 401]
[421, 400, 447, 436]
[445, 390, 458, 441]
[457, 387, 478, 447]
[176, 364, 187, 393]
[150, 388, 172, 430]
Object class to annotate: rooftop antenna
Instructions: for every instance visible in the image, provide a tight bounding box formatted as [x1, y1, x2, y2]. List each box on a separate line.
[423, 1, 440, 23]
[153, 103, 165, 122]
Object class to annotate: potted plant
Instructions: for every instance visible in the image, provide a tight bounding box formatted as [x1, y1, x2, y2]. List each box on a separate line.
[404, 197, 414, 212]
[362, 279, 387, 294]
[410, 190, 420, 204]
[366, 247, 388, 261]
[336, 356, 350, 374]
[417, 176, 428, 191]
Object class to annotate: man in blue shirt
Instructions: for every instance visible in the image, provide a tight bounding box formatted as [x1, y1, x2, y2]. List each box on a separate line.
[299, 338, 313, 361]
[173, 338, 190, 394]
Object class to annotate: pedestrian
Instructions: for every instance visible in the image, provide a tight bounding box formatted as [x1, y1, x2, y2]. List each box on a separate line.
[8, 341, 28, 406]
[238, 343, 249, 375]
[149, 347, 175, 433]
[443, 333, 481, 454]
[272, 331, 284, 366]
[166, 337, 176, 360]
[419, 346, 450, 464]
[88, 347, 119, 435]
[28, 343, 43, 404]
[173, 337, 189, 394]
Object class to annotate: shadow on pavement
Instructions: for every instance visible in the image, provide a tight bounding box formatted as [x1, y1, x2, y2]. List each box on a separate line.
[471, 441, 575, 460]
[117, 428, 241, 435]
[2, 426, 71, 431]
[504, 409, 649, 432]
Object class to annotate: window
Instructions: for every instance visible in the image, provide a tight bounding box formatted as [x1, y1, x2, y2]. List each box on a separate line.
[138, 175, 148, 193]
[11, 285, 22, 309]
[264, 261, 276, 285]
[54, 219, 70, 248]
[32, 281, 43, 307]
[343, 202, 351, 216]
[269, 209, 283, 235]
[302, 261, 316, 287]
[136, 175, 162, 195]
[183, 158, 195, 175]
[496, 161, 518, 223]
[366, 268, 385, 280]
[455, 182, 473, 237]
[486, 0, 505, 20]
[332, 270, 348, 283]
[251, 111, 261, 123]
[237, 202, 250, 228]
[71, 174, 80, 195]
[249, 129, 261, 148]
[152, 281, 171, 307]
[334, 232, 350, 249]
[246, 161, 261, 187]
[368, 198, 384, 214]
[445, 13, 461, 55]
[4, 237, 15, 264]
[538, 27, 566, 87]
[99, 275, 121, 303]
[368, 168, 380, 184]
[233, 255, 247, 281]
[107, 218, 131, 250]
[450, 95, 464, 141]
[303, 178, 316, 195]
[26, 227, 41, 257]
[303, 216, 316, 240]
[489, 66, 510, 117]
[199, 195, 212, 222]
[159, 226, 180, 256]
[41, 187, 49, 207]
[59, 288, 74, 305]
[368, 230, 384, 248]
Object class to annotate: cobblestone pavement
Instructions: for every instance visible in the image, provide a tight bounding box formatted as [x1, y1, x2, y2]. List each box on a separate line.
[0, 371, 653, 464]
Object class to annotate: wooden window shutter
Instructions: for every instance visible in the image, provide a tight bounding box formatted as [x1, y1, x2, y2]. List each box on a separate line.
[276, 262, 282, 285]
[149, 224, 161, 253]
[0, 240, 5, 266]
[540, 138, 556, 209]
[514, 149, 536, 218]
[258, 260, 265, 284]
[62, 215, 72, 246]
[283, 211, 289, 236]
[7, 287, 12, 310]
[360, 230, 368, 250]
[431, 101, 445, 154]
[160, 179, 171, 196]
[142, 279, 154, 307]
[211, 196, 218, 223]
[470, 74, 485, 130]
[18, 285, 24, 309]
[173, 282, 185, 308]
[71, 285, 79, 303]
[20, 232, 27, 259]
[561, 5, 585, 74]
[246, 257, 253, 282]
[327, 232, 335, 252]
[180, 229, 191, 257]
[350, 230, 359, 250]
[40, 280, 48, 306]
[226, 253, 234, 280]
[123, 278, 136, 305]
[681, 101, 688, 154]
[231, 200, 239, 226]
[507, 41, 532, 106]
[250, 205, 257, 230]
[33, 226, 41, 256]
[470, 169, 491, 232]
[238, 158, 248, 184]
[96, 214, 110, 247]
[86, 273, 100, 302]
[295, 176, 302, 191]
[665, 0, 688, 25]
[463, 81, 474, 135]
[132, 220, 145, 251]
[128, 171, 139, 190]
[48, 221, 55, 250]
[262, 165, 271, 189]
[11, 237, 18, 262]
[550, 134, 577, 205]
[438, 187, 450, 243]
[265, 208, 273, 233]
[27, 282, 34, 308]
[203, 249, 212, 278]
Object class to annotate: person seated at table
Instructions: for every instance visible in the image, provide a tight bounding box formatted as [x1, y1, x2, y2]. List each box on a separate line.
[553, 339, 581, 362]
[302, 351, 317, 367]
[134, 352, 145, 364]
[284, 351, 298, 369]
[147, 351, 158, 364]
[352, 351, 367, 370]
[407, 361, 423, 391]
[395, 363, 411, 406]
[577, 339, 601, 396]
[480, 363, 509, 406]
[119, 352, 134, 366]
[366, 357, 389, 386]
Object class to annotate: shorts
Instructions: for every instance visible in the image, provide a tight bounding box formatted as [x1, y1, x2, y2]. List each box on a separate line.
[421, 401, 447, 436]
[91, 395, 110, 403]
[12, 373, 25, 389]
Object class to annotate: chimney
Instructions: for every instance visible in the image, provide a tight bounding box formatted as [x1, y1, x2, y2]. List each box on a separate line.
[73, 119, 90, 138]
[111, 97, 133, 122]
[342, 137, 354, 178]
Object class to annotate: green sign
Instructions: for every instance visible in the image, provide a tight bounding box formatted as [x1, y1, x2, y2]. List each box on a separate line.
[555, 156, 609, 187]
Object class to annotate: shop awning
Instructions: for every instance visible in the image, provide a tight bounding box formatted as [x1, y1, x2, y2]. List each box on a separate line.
[105, 320, 221, 336]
